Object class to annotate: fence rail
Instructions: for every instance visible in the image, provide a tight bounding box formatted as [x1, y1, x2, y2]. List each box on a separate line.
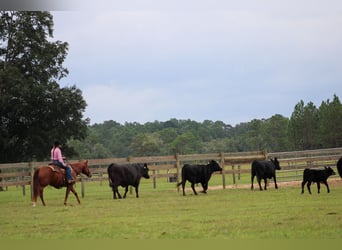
[1, 148, 341, 196]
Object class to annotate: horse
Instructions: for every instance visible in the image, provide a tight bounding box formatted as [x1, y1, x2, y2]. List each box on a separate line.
[32, 160, 92, 207]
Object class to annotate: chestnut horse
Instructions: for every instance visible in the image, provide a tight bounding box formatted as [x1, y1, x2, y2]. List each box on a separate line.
[32, 160, 92, 207]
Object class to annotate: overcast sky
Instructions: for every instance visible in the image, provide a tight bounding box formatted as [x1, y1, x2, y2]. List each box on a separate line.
[51, 0, 342, 125]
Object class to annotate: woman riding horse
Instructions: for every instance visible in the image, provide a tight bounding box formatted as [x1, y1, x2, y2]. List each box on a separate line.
[51, 140, 74, 184]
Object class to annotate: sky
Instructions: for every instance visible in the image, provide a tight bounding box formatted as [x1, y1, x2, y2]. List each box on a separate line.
[51, 0, 342, 125]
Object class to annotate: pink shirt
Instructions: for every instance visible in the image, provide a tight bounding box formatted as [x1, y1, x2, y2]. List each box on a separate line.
[51, 147, 64, 164]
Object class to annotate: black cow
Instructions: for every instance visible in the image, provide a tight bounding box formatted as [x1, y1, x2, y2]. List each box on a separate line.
[251, 157, 281, 191]
[177, 160, 222, 196]
[107, 163, 150, 199]
[301, 166, 336, 194]
[337, 156, 342, 178]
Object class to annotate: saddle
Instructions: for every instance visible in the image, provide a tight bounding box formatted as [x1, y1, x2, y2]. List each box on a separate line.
[48, 162, 65, 172]
[47, 163, 68, 185]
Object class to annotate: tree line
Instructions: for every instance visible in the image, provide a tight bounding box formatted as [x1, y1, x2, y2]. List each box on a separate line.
[68, 94, 342, 159]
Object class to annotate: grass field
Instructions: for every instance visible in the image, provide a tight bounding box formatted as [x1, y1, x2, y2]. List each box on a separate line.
[1, 176, 342, 240]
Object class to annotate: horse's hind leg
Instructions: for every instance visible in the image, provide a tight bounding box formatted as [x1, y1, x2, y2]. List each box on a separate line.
[32, 192, 38, 207]
[40, 187, 46, 206]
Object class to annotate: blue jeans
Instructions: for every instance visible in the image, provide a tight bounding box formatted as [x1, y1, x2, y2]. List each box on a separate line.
[53, 160, 72, 181]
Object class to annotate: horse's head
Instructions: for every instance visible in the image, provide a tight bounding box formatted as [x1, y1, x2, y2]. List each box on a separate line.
[71, 160, 92, 178]
[81, 160, 92, 178]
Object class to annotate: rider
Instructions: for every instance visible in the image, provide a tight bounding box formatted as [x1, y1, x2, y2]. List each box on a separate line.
[51, 140, 75, 184]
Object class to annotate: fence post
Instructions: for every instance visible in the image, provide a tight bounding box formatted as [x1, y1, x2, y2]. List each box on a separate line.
[153, 169, 156, 189]
[81, 177, 85, 198]
[232, 165, 236, 185]
[220, 152, 226, 189]
[21, 169, 26, 196]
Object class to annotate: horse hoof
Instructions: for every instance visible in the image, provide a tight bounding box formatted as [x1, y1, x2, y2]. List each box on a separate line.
[32, 202, 36, 207]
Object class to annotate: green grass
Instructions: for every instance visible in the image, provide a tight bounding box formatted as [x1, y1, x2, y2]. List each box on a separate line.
[1, 179, 342, 239]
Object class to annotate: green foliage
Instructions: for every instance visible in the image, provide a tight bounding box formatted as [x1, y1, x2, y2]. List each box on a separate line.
[72, 116, 290, 159]
[0, 11, 88, 162]
[288, 95, 342, 150]
[317, 94, 342, 148]
[70, 95, 341, 159]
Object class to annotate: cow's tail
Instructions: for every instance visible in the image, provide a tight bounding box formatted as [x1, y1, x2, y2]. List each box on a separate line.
[107, 164, 113, 188]
[108, 177, 113, 188]
[251, 161, 257, 189]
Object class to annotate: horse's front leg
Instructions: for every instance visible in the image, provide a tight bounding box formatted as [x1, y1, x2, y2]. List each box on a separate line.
[64, 185, 80, 205]
[64, 186, 71, 206]
[69, 185, 81, 204]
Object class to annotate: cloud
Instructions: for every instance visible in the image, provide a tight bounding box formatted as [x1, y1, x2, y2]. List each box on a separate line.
[53, 1, 342, 125]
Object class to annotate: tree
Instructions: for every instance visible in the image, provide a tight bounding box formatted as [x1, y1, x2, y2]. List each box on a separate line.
[288, 100, 319, 150]
[318, 95, 342, 148]
[263, 114, 289, 152]
[0, 11, 88, 162]
[171, 132, 202, 154]
[130, 133, 162, 156]
[302, 102, 319, 149]
[288, 100, 305, 150]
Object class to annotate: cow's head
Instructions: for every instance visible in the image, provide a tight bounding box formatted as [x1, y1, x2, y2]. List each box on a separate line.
[208, 160, 222, 172]
[142, 163, 150, 179]
[325, 166, 336, 176]
[271, 157, 281, 170]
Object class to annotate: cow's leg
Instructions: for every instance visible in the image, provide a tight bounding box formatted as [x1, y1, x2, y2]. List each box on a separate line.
[273, 176, 278, 189]
[181, 181, 186, 196]
[123, 186, 129, 198]
[307, 181, 312, 194]
[135, 186, 139, 198]
[201, 182, 208, 194]
[113, 185, 122, 199]
[323, 181, 330, 193]
[317, 182, 321, 193]
[191, 182, 198, 195]
[263, 178, 267, 190]
[111, 186, 117, 199]
[301, 181, 307, 194]
[251, 175, 255, 190]
[257, 176, 263, 191]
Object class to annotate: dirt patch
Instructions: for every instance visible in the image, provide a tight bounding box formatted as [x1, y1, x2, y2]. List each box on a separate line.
[208, 178, 342, 190]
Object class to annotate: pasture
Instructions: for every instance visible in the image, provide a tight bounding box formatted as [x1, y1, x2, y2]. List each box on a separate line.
[1, 176, 342, 239]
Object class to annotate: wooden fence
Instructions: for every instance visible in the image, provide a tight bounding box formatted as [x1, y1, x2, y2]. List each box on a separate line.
[1, 148, 341, 197]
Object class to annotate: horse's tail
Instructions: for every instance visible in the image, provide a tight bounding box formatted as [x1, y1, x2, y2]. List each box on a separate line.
[32, 168, 40, 203]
